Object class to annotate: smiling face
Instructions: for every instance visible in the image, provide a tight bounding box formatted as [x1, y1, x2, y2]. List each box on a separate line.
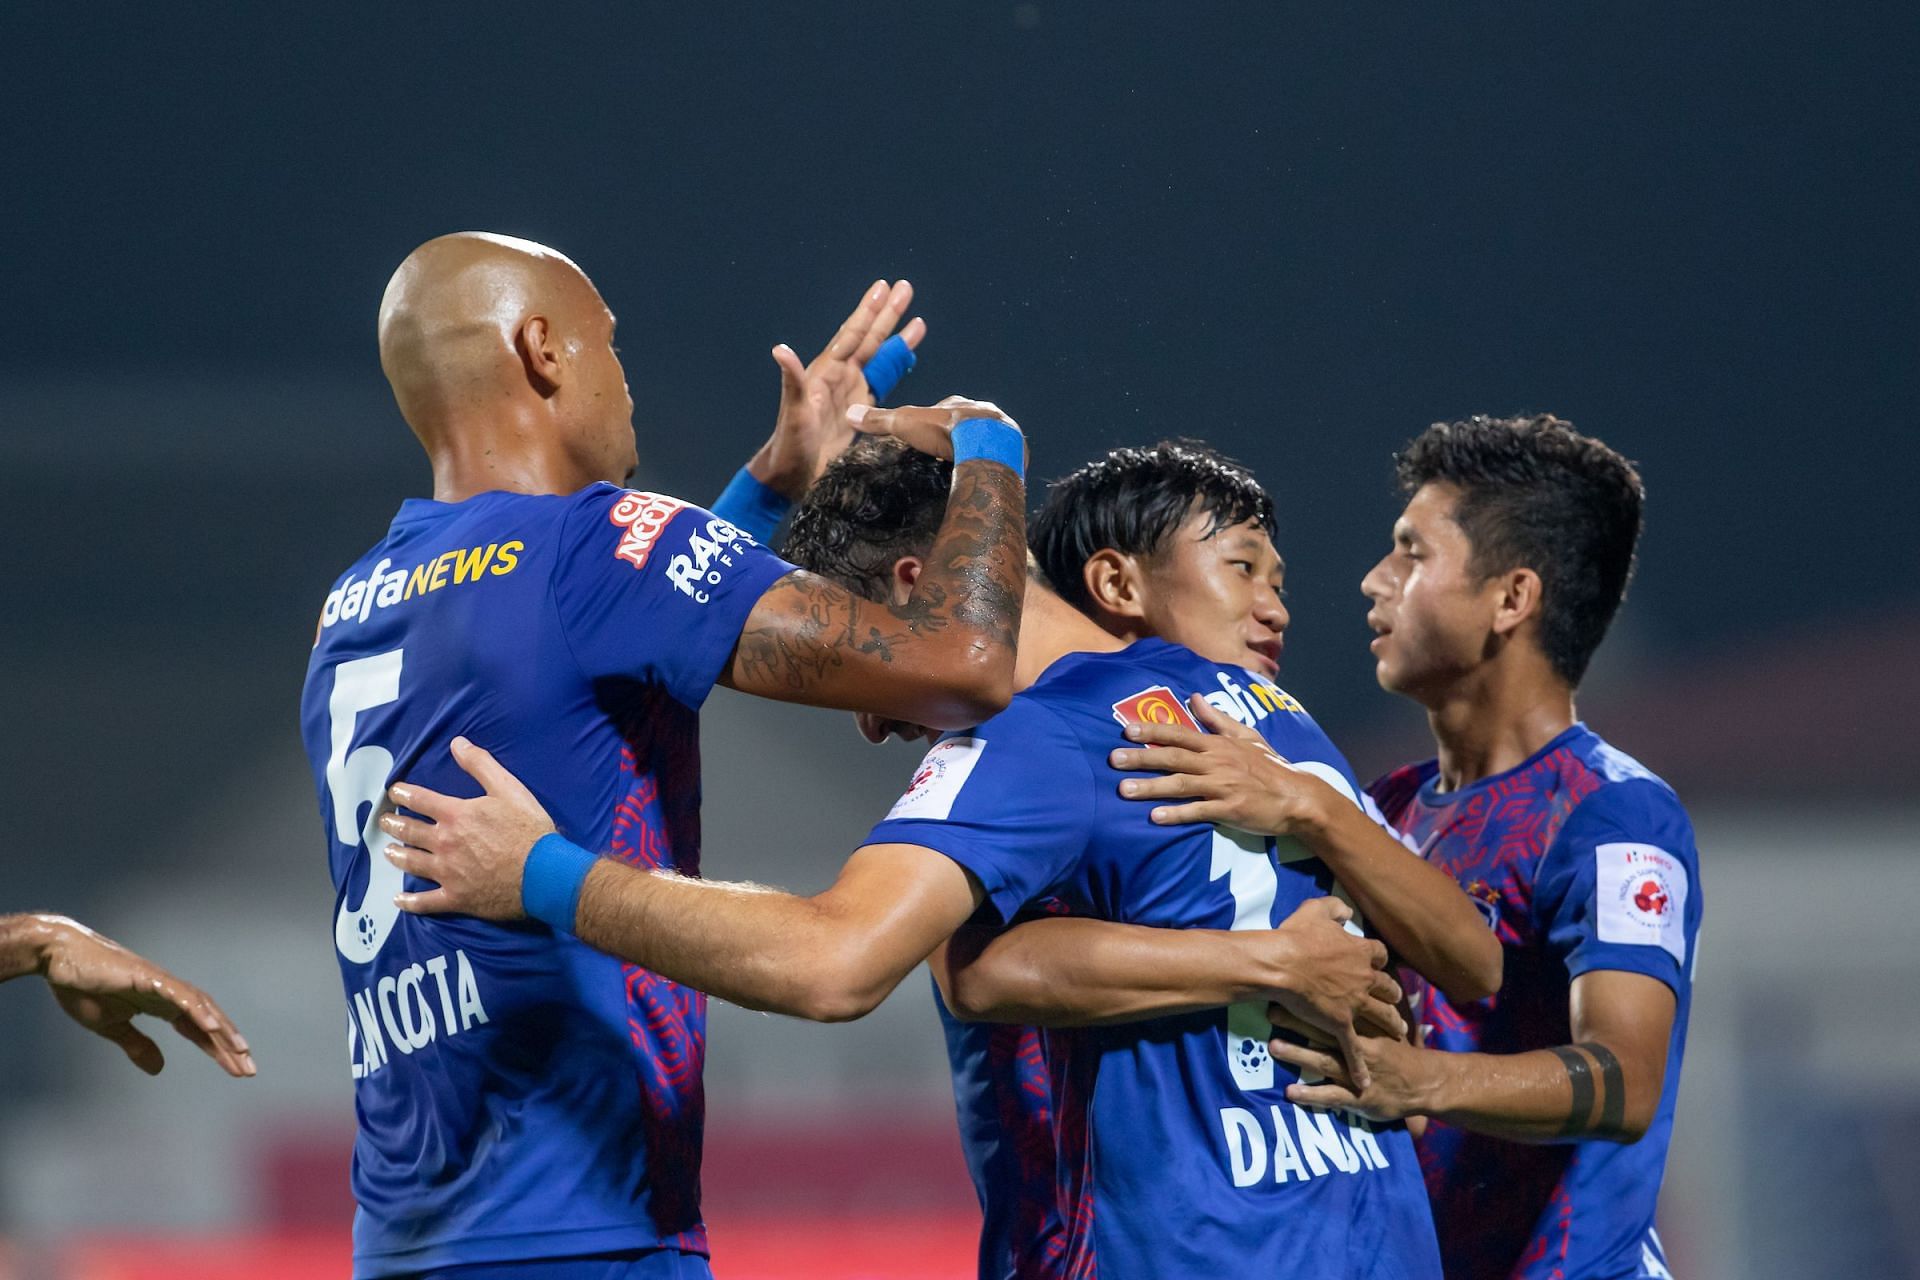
[1360, 482, 1504, 699]
[1132, 510, 1290, 677]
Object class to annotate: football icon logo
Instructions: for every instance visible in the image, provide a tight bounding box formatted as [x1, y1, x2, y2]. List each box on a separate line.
[1633, 880, 1669, 916]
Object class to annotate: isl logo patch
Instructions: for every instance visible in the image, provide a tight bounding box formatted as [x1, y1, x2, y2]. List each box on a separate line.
[1595, 841, 1689, 964]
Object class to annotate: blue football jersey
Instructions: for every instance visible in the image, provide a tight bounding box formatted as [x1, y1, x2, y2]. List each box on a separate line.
[872, 638, 1442, 1280]
[298, 484, 793, 1277]
[1369, 724, 1702, 1280]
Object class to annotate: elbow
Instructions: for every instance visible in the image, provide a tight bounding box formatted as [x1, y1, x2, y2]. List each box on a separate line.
[790, 949, 891, 1024]
[1439, 937, 1504, 1006]
[939, 967, 1003, 1023]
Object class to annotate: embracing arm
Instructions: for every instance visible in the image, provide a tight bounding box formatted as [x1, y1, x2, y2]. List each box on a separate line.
[571, 843, 983, 1022]
[1275, 968, 1675, 1143]
[1110, 694, 1501, 1003]
[720, 401, 1026, 731]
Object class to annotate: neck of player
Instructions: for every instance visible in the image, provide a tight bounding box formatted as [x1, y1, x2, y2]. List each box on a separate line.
[1424, 646, 1576, 793]
[1015, 582, 1126, 690]
[421, 413, 612, 504]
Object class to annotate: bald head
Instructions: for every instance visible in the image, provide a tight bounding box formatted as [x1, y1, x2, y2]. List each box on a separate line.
[377, 232, 637, 497]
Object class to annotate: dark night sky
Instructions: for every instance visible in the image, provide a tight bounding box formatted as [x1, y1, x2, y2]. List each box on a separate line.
[0, 3, 1913, 904]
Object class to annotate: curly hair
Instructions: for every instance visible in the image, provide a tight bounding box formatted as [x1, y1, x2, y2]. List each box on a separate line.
[1395, 414, 1644, 686]
[781, 437, 954, 597]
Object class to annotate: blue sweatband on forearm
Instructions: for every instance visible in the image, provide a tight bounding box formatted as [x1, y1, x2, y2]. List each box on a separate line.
[710, 466, 793, 544]
[862, 334, 916, 401]
[951, 417, 1025, 478]
[522, 833, 599, 934]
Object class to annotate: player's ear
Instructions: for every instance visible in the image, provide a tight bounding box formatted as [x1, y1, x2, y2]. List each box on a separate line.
[889, 556, 924, 607]
[1082, 549, 1148, 624]
[1489, 567, 1543, 638]
[515, 315, 563, 397]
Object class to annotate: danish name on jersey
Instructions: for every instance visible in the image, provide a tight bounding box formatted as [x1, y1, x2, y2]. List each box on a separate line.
[1219, 1103, 1394, 1188]
[319, 543, 525, 632]
[1596, 841, 1689, 963]
[346, 946, 491, 1080]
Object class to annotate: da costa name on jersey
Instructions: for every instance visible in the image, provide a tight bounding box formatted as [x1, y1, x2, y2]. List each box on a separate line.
[607, 492, 761, 604]
[347, 946, 491, 1080]
[319, 542, 525, 632]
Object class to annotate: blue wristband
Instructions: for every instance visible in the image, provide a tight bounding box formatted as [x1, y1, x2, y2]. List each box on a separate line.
[951, 417, 1025, 478]
[522, 833, 599, 933]
[710, 466, 792, 544]
[862, 334, 916, 401]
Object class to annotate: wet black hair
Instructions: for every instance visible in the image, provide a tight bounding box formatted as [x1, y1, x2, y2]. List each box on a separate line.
[781, 436, 954, 597]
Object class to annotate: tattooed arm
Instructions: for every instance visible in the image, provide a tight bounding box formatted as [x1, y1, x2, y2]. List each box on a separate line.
[1269, 969, 1676, 1143]
[720, 399, 1025, 730]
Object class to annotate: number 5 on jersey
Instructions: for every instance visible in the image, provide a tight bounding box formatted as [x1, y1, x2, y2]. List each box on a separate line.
[328, 649, 406, 964]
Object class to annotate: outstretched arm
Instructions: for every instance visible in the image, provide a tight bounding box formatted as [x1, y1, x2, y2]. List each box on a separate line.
[1271, 969, 1675, 1143]
[1110, 694, 1502, 1003]
[382, 740, 983, 1022]
[721, 399, 1027, 731]
[0, 913, 255, 1078]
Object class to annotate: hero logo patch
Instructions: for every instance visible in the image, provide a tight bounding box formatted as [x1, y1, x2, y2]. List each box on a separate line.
[608, 491, 687, 570]
[1111, 685, 1201, 733]
[1595, 841, 1689, 964]
[886, 736, 986, 822]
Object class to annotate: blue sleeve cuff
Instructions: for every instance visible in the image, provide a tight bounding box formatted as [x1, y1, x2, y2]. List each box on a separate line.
[710, 466, 793, 544]
[522, 833, 600, 933]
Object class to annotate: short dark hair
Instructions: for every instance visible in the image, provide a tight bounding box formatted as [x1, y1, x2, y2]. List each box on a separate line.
[1029, 439, 1278, 614]
[1395, 414, 1644, 687]
[782, 436, 953, 597]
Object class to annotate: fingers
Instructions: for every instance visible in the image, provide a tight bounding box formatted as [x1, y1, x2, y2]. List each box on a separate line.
[771, 342, 808, 394]
[1302, 896, 1355, 928]
[1186, 693, 1263, 741]
[384, 843, 436, 880]
[1335, 1023, 1374, 1092]
[1286, 1082, 1363, 1111]
[1115, 772, 1217, 802]
[1267, 1036, 1351, 1084]
[169, 1012, 255, 1078]
[1117, 721, 1209, 751]
[1370, 969, 1403, 1006]
[1144, 801, 1234, 827]
[1108, 745, 1212, 777]
[142, 977, 255, 1076]
[378, 811, 438, 851]
[824, 280, 890, 361]
[1364, 937, 1390, 971]
[1265, 1003, 1334, 1047]
[395, 887, 456, 916]
[387, 779, 459, 822]
[899, 315, 927, 351]
[1358, 997, 1408, 1041]
[449, 737, 538, 805]
[854, 279, 914, 363]
[101, 1021, 165, 1076]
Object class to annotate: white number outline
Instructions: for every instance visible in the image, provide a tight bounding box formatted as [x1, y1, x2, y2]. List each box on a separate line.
[328, 649, 406, 964]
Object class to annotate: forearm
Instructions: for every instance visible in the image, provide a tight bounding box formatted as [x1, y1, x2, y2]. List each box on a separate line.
[572, 862, 889, 1022]
[902, 457, 1025, 702]
[941, 919, 1281, 1027]
[1416, 1039, 1651, 1144]
[1306, 803, 1501, 1003]
[0, 913, 60, 982]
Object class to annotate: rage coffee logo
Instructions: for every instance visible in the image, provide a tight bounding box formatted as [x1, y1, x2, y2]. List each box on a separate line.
[1111, 685, 1201, 733]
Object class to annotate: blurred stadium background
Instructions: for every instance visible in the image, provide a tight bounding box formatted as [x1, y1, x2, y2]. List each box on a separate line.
[2, 5, 1914, 1278]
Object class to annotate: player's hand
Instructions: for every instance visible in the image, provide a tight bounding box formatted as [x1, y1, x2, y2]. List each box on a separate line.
[35, 916, 255, 1078]
[846, 396, 1025, 464]
[1257, 897, 1404, 1091]
[382, 737, 556, 921]
[752, 280, 926, 500]
[1266, 1022, 1436, 1124]
[1109, 693, 1339, 836]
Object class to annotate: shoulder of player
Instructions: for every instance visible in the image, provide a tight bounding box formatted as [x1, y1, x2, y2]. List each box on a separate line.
[1555, 768, 1699, 873]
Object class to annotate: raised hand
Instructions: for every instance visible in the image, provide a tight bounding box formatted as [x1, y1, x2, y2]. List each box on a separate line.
[846, 396, 1024, 464]
[28, 916, 255, 1078]
[382, 737, 558, 921]
[1109, 692, 1343, 835]
[752, 280, 927, 499]
[1258, 897, 1404, 1091]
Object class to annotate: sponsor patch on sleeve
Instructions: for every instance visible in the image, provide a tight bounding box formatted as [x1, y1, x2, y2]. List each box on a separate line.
[608, 491, 688, 570]
[1110, 685, 1201, 732]
[886, 736, 986, 822]
[1595, 842, 1689, 964]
